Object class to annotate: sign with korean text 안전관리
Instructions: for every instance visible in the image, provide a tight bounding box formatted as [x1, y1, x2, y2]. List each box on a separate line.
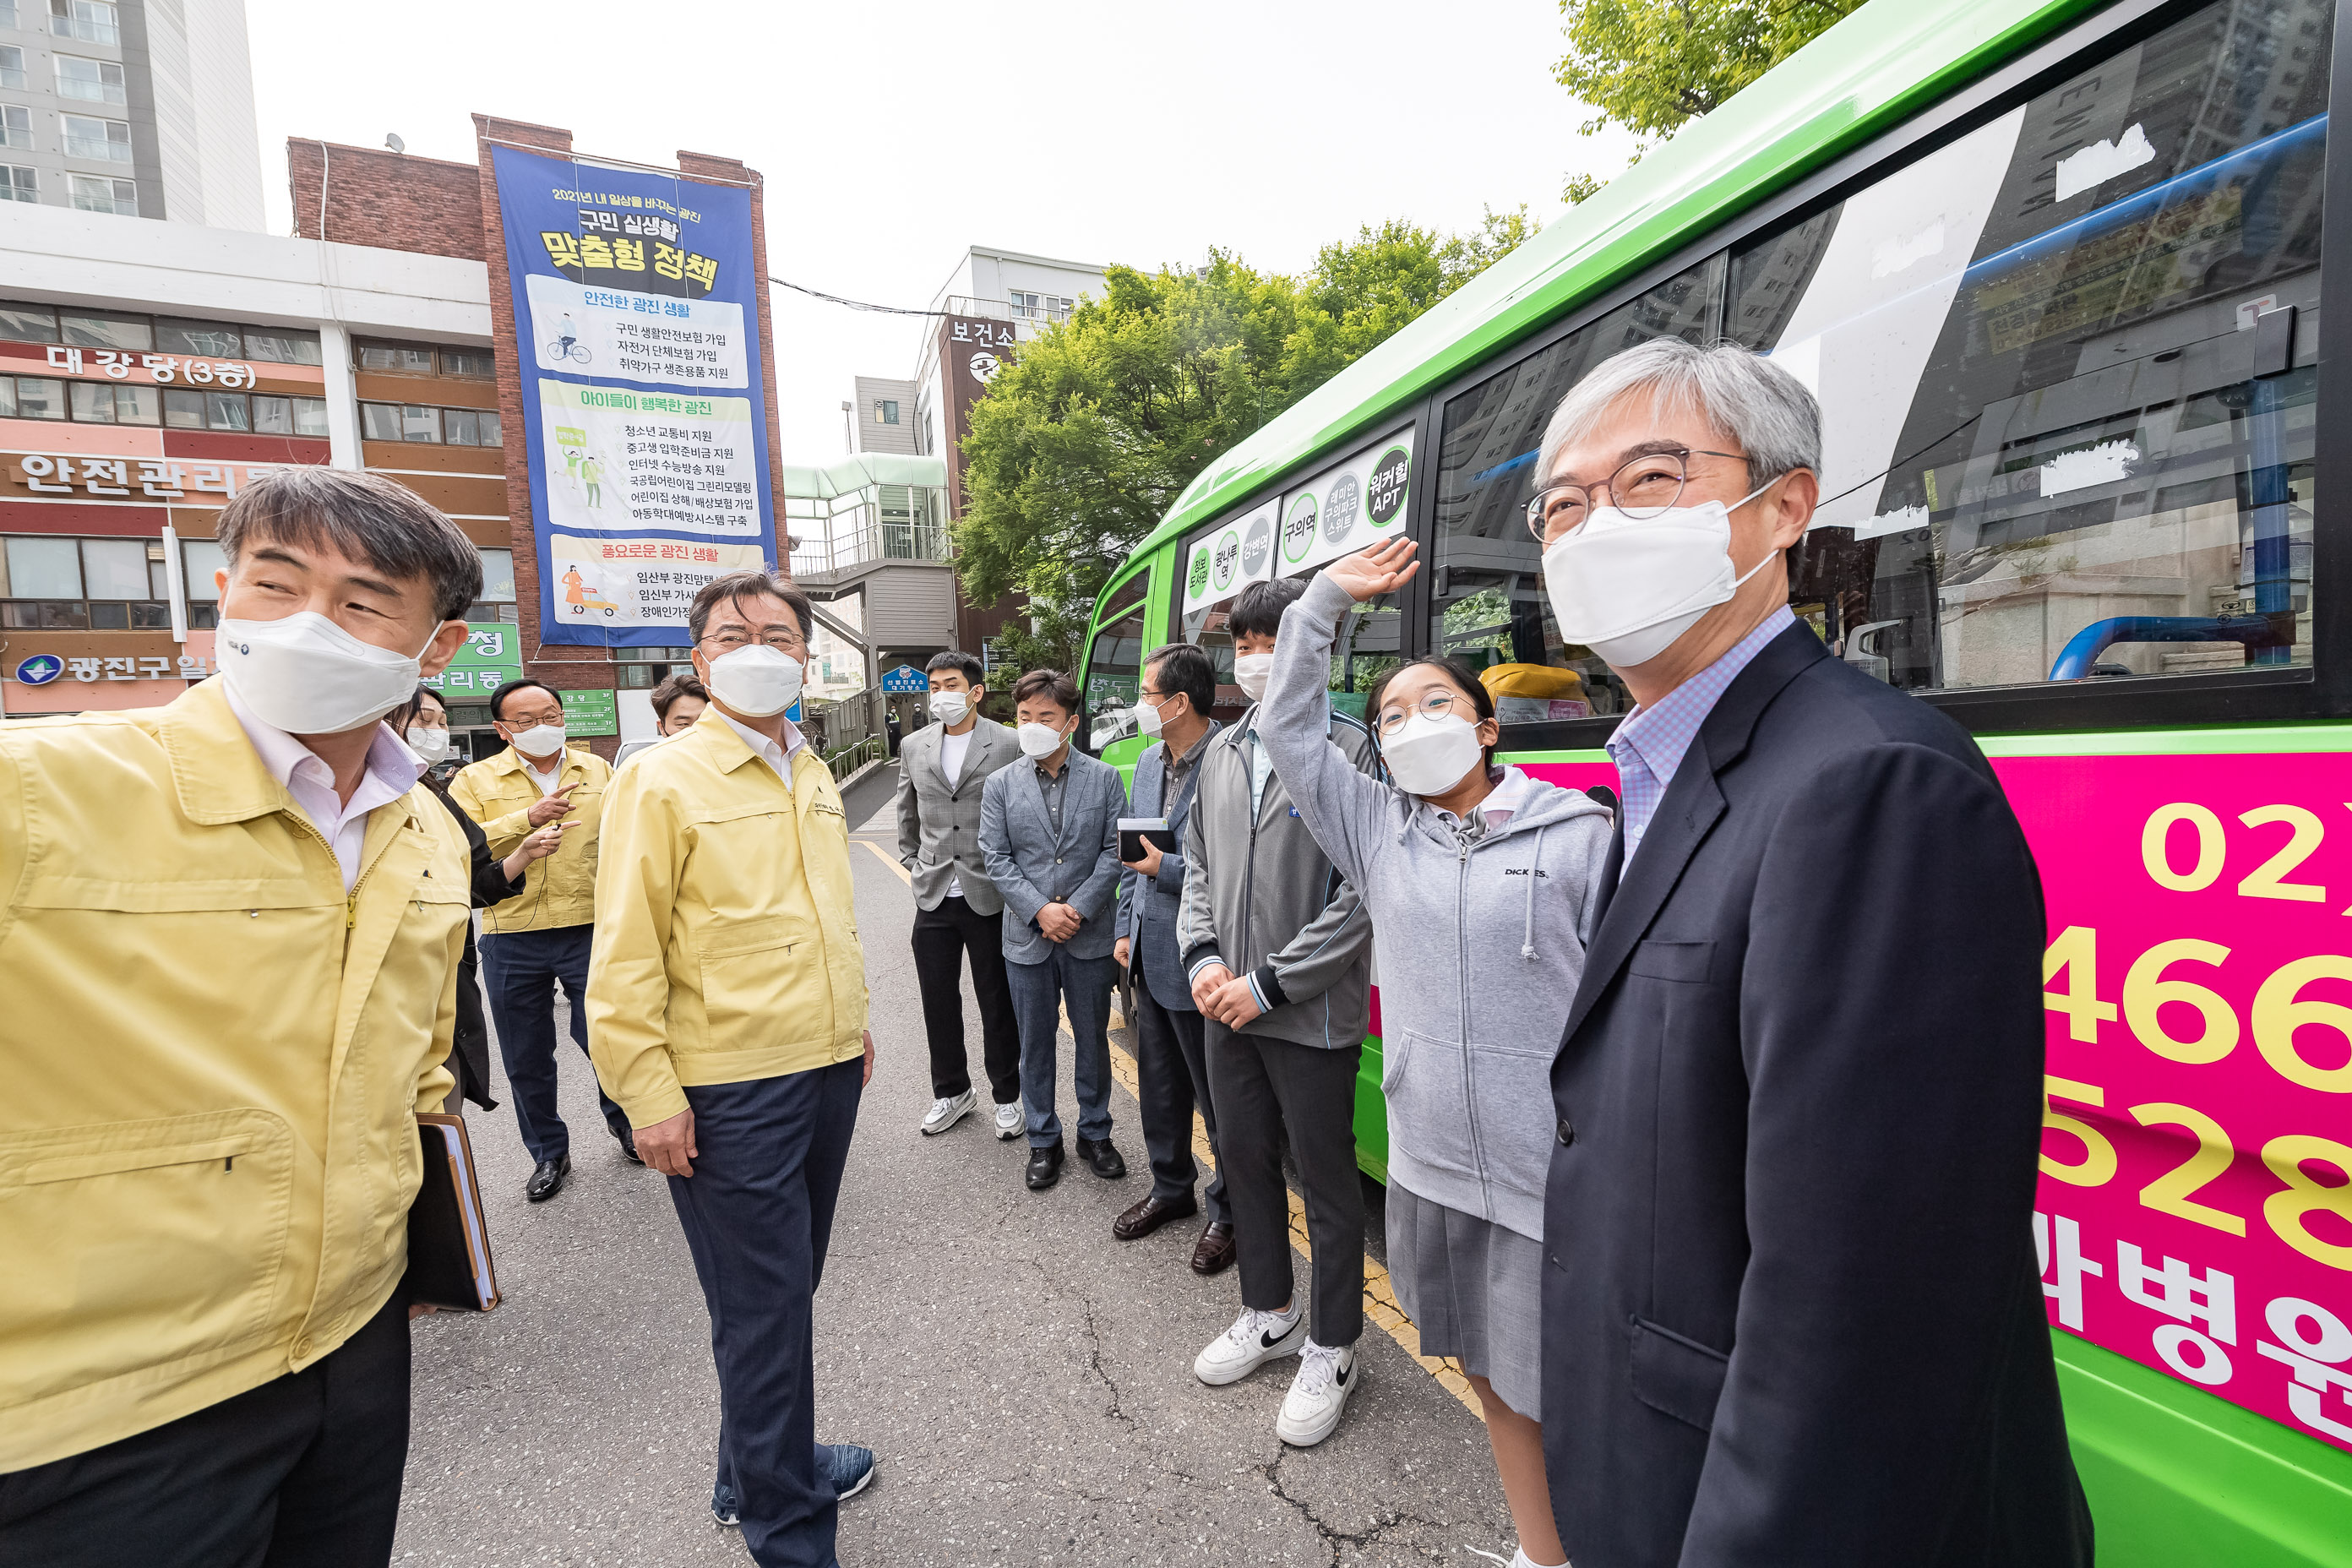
[488, 144, 776, 649]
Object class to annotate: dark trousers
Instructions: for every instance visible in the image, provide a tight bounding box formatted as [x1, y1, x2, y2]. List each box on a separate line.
[911, 896, 1022, 1104]
[480, 923, 627, 1162]
[670, 1059, 863, 1568]
[0, 1292, 410, 1568]
[1133, 965, 1228, 1224]
[1206, 1022, 1365, 1348]
[1006, 945, 1117, 1148]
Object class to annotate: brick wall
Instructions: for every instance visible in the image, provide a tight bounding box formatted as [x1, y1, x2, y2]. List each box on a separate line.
[286, 139, 484, 259]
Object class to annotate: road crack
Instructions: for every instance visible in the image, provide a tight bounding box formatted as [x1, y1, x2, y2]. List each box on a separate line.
[1260, 1447, 1441, 1566]
[1075, 1289, 1136, 1430]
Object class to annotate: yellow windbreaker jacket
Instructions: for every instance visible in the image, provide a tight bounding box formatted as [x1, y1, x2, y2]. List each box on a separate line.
[585, 711, 867, 1128]
[447, 743, 609, 934]
[0, 679, 466, 1471]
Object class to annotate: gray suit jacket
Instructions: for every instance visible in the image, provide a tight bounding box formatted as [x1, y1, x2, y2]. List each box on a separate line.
[978, 746, 1127, 963]
[1114, 722, 1220, 1010]
[895, 716, 1021, 913]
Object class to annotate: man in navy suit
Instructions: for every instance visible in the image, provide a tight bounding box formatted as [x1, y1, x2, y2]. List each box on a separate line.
[1532, 339, 2092, 1566]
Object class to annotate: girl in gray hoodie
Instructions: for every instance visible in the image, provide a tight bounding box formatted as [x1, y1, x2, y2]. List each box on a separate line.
[1259, 539, 1609, 1568]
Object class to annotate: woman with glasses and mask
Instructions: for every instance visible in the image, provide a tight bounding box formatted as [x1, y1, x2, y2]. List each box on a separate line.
[1253, 537, 1611, 1568]
[395, 684, 566, 1113]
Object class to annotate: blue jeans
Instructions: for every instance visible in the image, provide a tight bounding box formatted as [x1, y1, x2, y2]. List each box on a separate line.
[1005, 946, 1117, 1148]
[672, 1059, 863, 1568]
[479, 924, 628, 1163]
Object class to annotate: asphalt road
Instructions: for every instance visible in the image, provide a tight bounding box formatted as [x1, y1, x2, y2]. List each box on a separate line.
[395, 760, 1512, 1566]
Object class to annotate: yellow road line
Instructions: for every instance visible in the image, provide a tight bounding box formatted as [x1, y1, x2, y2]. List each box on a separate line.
[857, 836, 1479, 1420]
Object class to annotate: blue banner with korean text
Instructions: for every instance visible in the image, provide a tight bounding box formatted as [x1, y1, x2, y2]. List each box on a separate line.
[489, 145, 776, 647]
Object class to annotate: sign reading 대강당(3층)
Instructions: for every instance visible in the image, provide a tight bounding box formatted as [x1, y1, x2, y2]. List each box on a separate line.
[489, 145, 776, 647]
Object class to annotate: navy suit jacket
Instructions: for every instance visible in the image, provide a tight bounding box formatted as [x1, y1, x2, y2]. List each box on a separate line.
[1541, 623, 2092, 1567]
[1114, 721, 1219, 1011]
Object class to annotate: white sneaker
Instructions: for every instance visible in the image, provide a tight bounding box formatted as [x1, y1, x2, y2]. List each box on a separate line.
[1194, 1303, 1306, 1386]
[1275, 1340, 1357, 1447]
[921, 1091, 976, 1136]
[994, 1101, 1023, 1141]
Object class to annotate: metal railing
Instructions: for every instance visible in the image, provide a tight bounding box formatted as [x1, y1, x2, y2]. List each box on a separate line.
[825, 733, 885, 784]
[787, 518, 954, 579]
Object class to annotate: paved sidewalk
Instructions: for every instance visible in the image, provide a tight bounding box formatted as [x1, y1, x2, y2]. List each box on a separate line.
[394, 769, 1513, 1565]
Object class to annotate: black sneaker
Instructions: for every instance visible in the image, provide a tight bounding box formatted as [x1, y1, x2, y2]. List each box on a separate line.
[1026, 1139, 1065, 1190]
[1075, 1135, 1127, 1179]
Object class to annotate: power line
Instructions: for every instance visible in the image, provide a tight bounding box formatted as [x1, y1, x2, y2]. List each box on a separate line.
[766, 275, 946, 318]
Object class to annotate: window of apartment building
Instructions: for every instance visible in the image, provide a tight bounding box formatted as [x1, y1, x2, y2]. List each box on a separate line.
[439, 348, 494, 378]
[1, 106, 31, 154]
[357, 342, 436, 373]
[161, 388, 250, 432]
[182, 537, 226, 629]
[57, 308, 149, 350]
[49, 0, 119, 46]
[62, 115, 132, 165]
[0, 3, 17, 29]
[54, 54, 124, 106]
[1008, 291, 1070, 322]
[1, 535, 172, 630]
[874, 400, 900, 425]
[67, 380, 156, 423]
[0, 376, 65, 418]
[242, 328, 321, 365]
[68, 175, 135, 215]
[155, 319, 243, 357]
[2, 167, 34, 204]
[465, 547, 517, 622]
[252, 395, 329, 438]
[443, 407, 501, 446]
[0, 304, 57, 344]
[0, 46, 27, 91]
[0, 303, 319, 362]
[360, 401, 500, 445]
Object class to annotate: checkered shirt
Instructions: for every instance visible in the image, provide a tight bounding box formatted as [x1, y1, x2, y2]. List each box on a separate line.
[1606, 607, 1796, 874]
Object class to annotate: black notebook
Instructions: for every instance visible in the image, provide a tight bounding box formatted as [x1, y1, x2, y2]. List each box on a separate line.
[406, 1113, 501, 1312]
[1119, 816, 1178, 863]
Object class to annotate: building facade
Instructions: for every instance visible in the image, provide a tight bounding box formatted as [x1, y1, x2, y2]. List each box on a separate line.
[0, 0, 264, 227]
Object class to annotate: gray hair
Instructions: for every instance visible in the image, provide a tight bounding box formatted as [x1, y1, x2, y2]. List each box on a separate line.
[216, 467, 483, 622]
[1537, 337, 1821, 489]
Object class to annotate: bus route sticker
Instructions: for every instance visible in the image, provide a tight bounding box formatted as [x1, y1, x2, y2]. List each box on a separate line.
[1187, 546, 1212, 602]
[1241, 512, 1272, 578]
[1282, 493, 1318, 567]
[1369, 444, 1411, 528]
[1322, 471, 1362, 547]
[1211, 526, 1241, 594]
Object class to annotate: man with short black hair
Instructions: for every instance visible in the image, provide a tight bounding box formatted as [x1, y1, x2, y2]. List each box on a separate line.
[979, 668, 1130, 1191]
[896, 650, 1025, 1139]
[0, 467, 478, 1565]
[651, 672, 708, 735]
[450, 676, 629, 1200]
[1112, 642, 1233, 1272]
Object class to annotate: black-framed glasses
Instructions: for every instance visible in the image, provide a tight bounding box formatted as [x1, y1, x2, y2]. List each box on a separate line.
[1525, 447, 1749, 545]
[1374, 688, 1467, 739]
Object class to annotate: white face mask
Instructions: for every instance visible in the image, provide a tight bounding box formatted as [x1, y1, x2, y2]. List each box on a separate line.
[217, 611, 438, 737]
[507, 722, 567, 759]
[704, 644, 803, 717]
[1017, 721, 1068, 760]
[1135, 694, 1174, 738]
[406, 725, 452, 761]
[930, 690, 971, 727]
[1541, 482, 1778, 668]
[1381, 711, 1486, 797]
[1232, 652, 1274, 702]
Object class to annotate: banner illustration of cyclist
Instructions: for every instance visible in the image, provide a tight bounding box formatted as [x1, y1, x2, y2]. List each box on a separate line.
[489, 144, 776, 647]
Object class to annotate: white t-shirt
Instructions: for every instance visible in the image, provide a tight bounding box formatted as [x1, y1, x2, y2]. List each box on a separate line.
[938, 723, 974, 896]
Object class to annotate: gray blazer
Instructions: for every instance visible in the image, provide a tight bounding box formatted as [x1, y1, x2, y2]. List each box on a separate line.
[978, 746, 1127, 963]
[1114, 722, 1220, 1011]
[895, 716, 1021, 913]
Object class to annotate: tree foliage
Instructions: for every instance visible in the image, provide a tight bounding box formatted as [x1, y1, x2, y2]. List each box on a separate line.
[956, 210, 1536, 677]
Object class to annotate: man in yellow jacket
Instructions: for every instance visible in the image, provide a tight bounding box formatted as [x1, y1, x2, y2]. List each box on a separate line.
[449, 678, 631, 1200]
[0, 468, 477, 1566]
[589, 569, 874, 1568]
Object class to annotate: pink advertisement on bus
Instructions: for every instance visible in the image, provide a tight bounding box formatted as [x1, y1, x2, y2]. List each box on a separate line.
[1519, 749, 2352, 1456]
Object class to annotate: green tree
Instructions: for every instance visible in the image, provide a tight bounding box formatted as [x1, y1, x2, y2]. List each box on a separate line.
[956, 212, 1536, 676]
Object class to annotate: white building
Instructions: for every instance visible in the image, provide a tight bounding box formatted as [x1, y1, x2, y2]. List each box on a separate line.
[912, 245, 1104, 462]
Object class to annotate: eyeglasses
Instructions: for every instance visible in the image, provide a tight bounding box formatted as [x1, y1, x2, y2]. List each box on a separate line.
[1375, 688, 1467, 739]
[700, 629, 803, 653]
[1526, 448, 1750, 545]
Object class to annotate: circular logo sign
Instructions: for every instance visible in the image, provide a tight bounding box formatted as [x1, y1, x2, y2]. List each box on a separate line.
[1322, 472, 1362, 547]
[1368, 446, 1411, 526]
[1240, 513, 1272, 577]
[1211, 528, 1242, 591]
[970, 351, 1001, 383]
[1282, 495, 1318, 564]
[14, 654, 63, 686]
[1188, 548, 1212, 598]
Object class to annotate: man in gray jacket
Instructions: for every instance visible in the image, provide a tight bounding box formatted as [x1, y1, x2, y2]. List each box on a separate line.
[1177, 576, 1380, 1446]
[896, 651, 1025, 1141]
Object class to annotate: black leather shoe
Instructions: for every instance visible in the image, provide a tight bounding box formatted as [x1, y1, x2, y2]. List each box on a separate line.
[525, 1154, 570, 1202]
[1075, 1135, 1127, 1180]
[1025, 1140, 1064, 1191]
[1113, 1192, 1198, 1241]
[1190, 1221, 1238, 1276]
[618, 1128, 644, 1166]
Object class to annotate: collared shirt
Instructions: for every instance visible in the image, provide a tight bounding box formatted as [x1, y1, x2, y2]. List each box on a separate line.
[524, 755, 568, 797]
[225, 683, 426, 891]
[1430, 765, 1532, 847]
[716, 709, 807, 786]
[1608, 606, 1796, 869]
[1163, 721, 1215, 790]
[1244, 696, 1324, 818]
[1036, 753, 1071, 837]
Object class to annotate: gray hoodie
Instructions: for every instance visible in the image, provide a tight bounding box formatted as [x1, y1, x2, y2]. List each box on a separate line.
[1259, 574, 1612, 1241]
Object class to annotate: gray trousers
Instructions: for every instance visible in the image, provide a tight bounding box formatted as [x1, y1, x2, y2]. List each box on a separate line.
[1132, 964, 1228, 1224]
[1206, 1023, 1365, 1348]
[1006, 945, 1117, 1148]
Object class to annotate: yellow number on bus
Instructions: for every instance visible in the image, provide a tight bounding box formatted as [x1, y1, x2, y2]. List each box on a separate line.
[2123, 939, 2239, 1064]
[2129, 1102, 2246, 1236]
[2042, 925, 2115, 1043]
[2236, 805, 2327, 902]
[2261, 1136, 2352, 1272]
[2144, 803, 2226, 891]
[2251, 955, 2352, 1093]
[2041, 1076, 2116, 1188]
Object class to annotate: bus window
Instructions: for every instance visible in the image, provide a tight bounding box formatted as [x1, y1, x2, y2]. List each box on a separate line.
[1729, 0, 2328, 689]
[1183, 564, 1392, 721]
[1428, 260, 1724, 721]
[1082, 577, 1150, 753]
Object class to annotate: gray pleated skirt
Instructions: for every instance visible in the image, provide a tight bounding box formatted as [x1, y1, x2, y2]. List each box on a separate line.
[1386, 1184, 1544, 1420]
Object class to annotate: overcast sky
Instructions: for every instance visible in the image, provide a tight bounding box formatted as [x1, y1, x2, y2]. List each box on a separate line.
[246, 0, 1635, 457]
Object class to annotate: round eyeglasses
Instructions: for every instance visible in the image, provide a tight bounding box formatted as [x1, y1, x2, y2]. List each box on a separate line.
[1375, 688, 1467, 739]
[1526, 448, 1749, 545]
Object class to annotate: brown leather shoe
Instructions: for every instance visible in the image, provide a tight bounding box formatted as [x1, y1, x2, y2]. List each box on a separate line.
[1190, 1221, 1237, 1276]
[1113, 1191, 1198, 1241]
